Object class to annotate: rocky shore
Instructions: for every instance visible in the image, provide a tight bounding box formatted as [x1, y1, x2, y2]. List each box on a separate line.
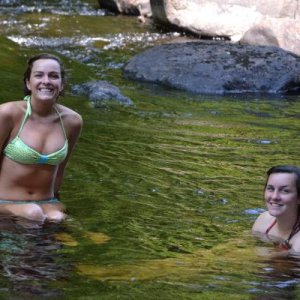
[96, 0, 300, 96]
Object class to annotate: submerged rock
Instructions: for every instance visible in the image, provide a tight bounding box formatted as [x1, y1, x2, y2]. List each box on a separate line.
[72, 80, 134, 107]
[123, 41, 300, 95]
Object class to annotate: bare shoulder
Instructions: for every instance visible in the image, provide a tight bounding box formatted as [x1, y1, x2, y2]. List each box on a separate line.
[56, 104, 83, 147]
[290, 231, 300, 254]
[57, 104, 83, 131]
[0, 100, 23, 115]
[0, 101, 24, 145]
[252, 211, 272, 234]
[0, 101, 24, 124]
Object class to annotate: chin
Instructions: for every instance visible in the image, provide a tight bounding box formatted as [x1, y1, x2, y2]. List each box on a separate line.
[268, 211, 280, 217]
[39, 95, 56, 101]
[267, 207, 284, 217]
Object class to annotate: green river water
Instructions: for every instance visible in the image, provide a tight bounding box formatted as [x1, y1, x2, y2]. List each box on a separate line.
[1, 1, 300, 299]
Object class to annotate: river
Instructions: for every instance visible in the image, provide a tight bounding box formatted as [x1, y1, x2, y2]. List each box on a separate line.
[1, 1, 300, 299]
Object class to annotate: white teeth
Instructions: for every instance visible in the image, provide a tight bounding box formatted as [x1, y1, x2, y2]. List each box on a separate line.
[38, 88, 53, 94]
[270, 203, 282, 207]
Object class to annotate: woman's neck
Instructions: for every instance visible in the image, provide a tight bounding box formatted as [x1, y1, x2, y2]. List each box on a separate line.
[29, 97, 57, 117]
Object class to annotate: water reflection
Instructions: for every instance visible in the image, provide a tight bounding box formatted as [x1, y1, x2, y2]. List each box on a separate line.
[252, 250, 300, 299]
[0, 215, 71, 298]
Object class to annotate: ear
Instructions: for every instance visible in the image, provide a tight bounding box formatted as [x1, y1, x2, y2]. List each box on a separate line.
[26, 79, 31, 91]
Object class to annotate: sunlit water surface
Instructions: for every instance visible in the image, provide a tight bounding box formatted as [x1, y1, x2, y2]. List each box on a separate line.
[1, 1, 300, 299]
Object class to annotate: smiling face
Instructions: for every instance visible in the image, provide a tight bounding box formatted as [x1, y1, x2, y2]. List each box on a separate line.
[265, 172, 300, 218]
[26, 58, 64, 102]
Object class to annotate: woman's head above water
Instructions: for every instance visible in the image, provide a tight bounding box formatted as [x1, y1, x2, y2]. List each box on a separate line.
[264, 165, 300, 223]
[265, 165, 300, 198]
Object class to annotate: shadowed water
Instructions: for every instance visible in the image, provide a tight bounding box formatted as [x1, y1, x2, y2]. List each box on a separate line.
[1, 1, 300, 299]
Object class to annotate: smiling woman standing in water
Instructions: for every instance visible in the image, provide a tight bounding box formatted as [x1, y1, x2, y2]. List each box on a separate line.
[252, 165, 300, 253]
[0, 53, 82, 223]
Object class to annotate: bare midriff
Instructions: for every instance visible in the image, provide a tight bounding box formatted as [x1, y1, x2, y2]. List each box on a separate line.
[0, 157, 58, 200]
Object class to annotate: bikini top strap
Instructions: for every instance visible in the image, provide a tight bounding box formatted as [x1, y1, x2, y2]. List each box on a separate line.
[53, 105, 67, 139]
[266, 219, 277, 235]
[286, 220, 300, 244]
[16, 96, 32, 137]
[18, 96, 67, 139]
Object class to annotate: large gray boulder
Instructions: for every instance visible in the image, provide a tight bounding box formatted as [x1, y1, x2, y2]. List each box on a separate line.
[150, 0, 300, 55]
[123, 41, 300, 95]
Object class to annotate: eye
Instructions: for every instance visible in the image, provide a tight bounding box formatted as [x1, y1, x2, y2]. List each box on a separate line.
[49, 73, 60, 79]
[265, 186, 274, 192]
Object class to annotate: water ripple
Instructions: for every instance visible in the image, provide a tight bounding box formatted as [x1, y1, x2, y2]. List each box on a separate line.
[8, 35, 110, 48]
[8, 32, 180, 50]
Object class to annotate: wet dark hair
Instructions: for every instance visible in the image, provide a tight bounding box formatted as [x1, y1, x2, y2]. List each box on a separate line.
[23, 53, 66, 96]
[266, 165, 300, 239]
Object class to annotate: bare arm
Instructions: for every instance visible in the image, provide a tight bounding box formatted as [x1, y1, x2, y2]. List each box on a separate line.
[0, 103, 14, 155]
[54, 109, 83, 197]
[252, 211, 269, 234]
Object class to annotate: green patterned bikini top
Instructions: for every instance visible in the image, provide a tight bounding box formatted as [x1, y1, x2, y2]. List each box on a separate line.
[3, 96, 68, 165]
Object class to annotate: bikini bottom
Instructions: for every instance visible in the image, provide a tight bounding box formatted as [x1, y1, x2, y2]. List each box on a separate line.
[0, 198, 60, 205]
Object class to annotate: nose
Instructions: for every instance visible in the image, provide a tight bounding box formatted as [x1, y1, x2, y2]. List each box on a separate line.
[270, 189, 280, 200]
[41, 75, 50, 84]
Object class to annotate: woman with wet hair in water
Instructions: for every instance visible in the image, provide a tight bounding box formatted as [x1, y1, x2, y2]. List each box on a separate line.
[252, 165, 300, 253]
